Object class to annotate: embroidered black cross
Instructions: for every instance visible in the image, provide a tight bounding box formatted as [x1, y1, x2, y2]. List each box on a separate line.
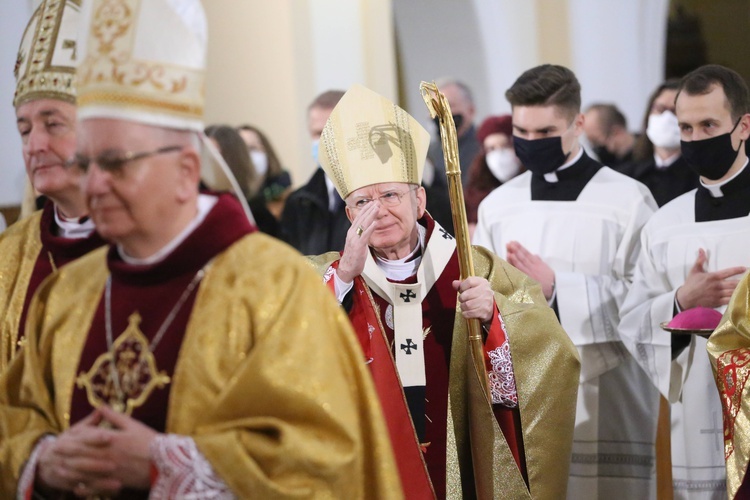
[400, 289, 416, 302]
[401, 339, 418, 354]
[439, 228, 454, 240]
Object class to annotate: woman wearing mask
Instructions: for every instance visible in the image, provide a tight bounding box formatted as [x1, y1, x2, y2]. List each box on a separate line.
[237, 124, 293, 219]
[465, 115, 523, 235]
[206, 124, 284, 237]
[618, 80, 699, 206]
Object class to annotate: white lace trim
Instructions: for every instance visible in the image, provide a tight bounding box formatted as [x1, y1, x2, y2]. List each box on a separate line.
[16, 435, 56, 500]
[323, 265, 335, 284]
[150, 434, 234, 500]
[487, 314, 518, 408]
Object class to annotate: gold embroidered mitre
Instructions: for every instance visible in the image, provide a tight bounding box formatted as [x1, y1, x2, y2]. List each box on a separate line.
[319, 85, 430, 200]
[14, 0, 81, 108]
[76, 0, 206, 132]
[75, 0, 255, 223]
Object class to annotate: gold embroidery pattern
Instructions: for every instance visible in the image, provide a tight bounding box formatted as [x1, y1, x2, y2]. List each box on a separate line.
[14, 0, 80, 106]
[320, 119, 346, 195]
[717, 347, 750, 460]
[77, 90, 203, 117]
[77, 0, 204, 121]
[76, 312, 170, 415]
[0, 212, 43, 372]
[91, 0, 133, 55]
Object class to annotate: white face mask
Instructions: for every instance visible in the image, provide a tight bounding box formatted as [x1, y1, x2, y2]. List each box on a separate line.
[250, 150, 268, 176]
[646, 110, 681, 149]
[486, 149, 520, 183]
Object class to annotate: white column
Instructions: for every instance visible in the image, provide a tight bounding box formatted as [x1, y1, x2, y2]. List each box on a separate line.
[0, 2, 34, 208]
[569, 0, 670, 129]
[396, 0, 668, 132]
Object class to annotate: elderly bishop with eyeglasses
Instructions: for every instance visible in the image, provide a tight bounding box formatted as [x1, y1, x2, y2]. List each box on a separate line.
[0, 2, 401, 499]
[311, 85, 580, 499]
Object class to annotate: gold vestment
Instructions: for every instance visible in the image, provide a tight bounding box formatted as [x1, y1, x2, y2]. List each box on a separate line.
[0, 211, 42, 372]
[0, 233, 402, 498]
[708, 273, 750, 498]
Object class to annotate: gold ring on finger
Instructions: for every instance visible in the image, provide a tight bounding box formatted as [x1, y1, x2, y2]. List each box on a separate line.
[356, 226, 364, 237]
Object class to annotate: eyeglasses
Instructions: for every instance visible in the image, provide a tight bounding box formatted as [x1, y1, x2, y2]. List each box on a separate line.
[348, 186, 417, 210]
[67, 145, 183, 173]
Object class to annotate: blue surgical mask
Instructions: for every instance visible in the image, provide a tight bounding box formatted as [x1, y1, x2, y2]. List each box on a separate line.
[311, 139, 320, 165]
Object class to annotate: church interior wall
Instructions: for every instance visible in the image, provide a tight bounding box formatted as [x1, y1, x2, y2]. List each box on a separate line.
[670, 0, 750, 85]
[0, 0, 747, 217]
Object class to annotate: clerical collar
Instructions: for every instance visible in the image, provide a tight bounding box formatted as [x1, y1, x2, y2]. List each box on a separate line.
[54, 206, 95, 239]
[118, 194, 218, 266]
[324, 173, 340, 212]
[374, 224, 426, 281]
[700, 159, 749, 198]
[531, 150, 601, 202]
[543, 146, 584, 183]
[654, 151, 681, 170]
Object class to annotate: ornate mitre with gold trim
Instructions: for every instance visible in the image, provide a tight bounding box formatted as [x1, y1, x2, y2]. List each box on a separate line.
[76, 0, 206, 131]
[14, 0, 81, 108]
[319, 85, 430, 200]
[75, 0, 255, 223]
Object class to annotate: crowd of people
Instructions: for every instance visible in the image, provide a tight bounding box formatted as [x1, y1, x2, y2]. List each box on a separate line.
[2, 0, 750, 499]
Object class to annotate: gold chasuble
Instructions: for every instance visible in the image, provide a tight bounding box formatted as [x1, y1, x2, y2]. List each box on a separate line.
[708, 274, 750, 498]
[0, 205, 104, 373]
[0, 211, 42, 370]
[0, 232, 401, 498]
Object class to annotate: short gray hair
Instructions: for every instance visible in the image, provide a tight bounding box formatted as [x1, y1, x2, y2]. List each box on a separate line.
[435, 77, 474, 105]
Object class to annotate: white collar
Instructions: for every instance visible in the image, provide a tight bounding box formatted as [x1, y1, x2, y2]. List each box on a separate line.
[54, 207, 96, 239]
[374, 224, 426, 281]
[324, 173, 338, 211]
[654, 151, 681, 169]
[118, 194, 218, 265]
[543, 145, 584, 183]
[700, 159, 749, 198]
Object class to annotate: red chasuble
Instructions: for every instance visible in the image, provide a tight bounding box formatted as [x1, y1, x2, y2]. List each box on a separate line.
[17, 201, 106, 348]
[324, 215, 526, 500]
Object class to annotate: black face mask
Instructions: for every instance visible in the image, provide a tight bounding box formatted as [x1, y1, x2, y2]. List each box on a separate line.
[513, 136, 571, 175]
[681, 119, 743, 180]
[433, 114, 464, 133]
